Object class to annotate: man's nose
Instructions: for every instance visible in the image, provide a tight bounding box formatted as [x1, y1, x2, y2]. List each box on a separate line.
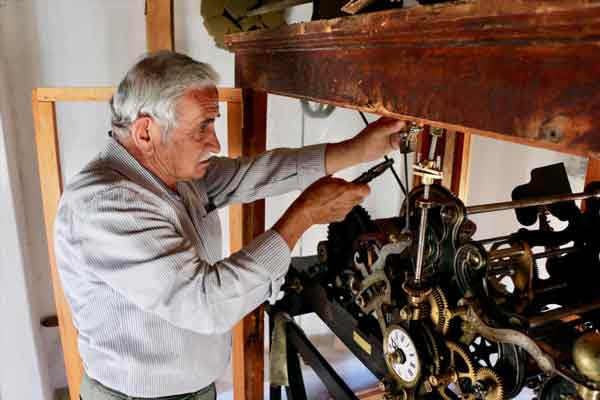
[208, 130, 221, 154]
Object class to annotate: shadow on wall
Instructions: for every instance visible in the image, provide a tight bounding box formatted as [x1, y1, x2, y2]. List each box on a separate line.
[1, 0, 148, 397]
[0, 1, 53, 399]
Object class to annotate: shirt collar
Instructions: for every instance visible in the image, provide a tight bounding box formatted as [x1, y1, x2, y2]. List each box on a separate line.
[101, 133, 180, 201]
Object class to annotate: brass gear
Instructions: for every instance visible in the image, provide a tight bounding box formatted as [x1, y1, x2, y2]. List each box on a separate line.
[438, 341, 477, 400]
[421, 324, 442, 375]
[474, 368, 505, 400]
[446, 341, 477, 381]
[486, 241, 534, 312]
[428, 287, 450, 334]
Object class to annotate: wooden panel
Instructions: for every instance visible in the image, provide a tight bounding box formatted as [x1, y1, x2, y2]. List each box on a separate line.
[586, 157, 600, 184]
[231, 89, 268, 400]
[32, 91, 82, 400]
[442, 131, 456, 190]
[36, 87, 114, 102]
[145, 0, 174, 52]
[36, 87, 242, 103]
[227, 1, 600, 158]
[450, 132, 472, 202]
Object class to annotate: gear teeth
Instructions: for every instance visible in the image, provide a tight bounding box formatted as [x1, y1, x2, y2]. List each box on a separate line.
[475, 368, 505, 400]
[421, 324, 442, 375]
[429, 287, 450, 334]
[445, 341, 476, 380]
[437, 341, 477, 400]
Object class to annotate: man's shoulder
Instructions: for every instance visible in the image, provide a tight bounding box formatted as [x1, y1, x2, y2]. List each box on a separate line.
[59, 158, 152, 214]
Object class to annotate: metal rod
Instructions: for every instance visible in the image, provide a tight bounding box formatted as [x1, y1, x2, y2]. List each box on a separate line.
[529, 299, 600, 329]
[466, 191, 600, 215]
[246, 0, 312, 16]
[477, 235, 512, 245]
[533, 247, 580, 259]
[489, 247, 525, 260]
[533, 283, 569, 296]
[414, 185, 430, 283]
[428, 135, 438, 160]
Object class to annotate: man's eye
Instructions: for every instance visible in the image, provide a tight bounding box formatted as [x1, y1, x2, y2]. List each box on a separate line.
[199, 120, 214, 131]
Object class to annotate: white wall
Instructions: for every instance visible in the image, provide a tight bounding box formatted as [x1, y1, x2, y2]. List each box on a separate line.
[0, 44, 51, 400]
[468, 135, 587, 240]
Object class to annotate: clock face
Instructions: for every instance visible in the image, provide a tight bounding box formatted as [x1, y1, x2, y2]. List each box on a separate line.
[384, 326, 421, 386]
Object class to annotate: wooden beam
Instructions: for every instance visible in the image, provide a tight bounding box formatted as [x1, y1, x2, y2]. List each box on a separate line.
[32, 91, 83, 400]
[227, 1, 600, 158]
[145, 0, 174, 52]
[231, 89, 268, 400]
[36, 87, 114, 102]
[35, 87, 242, 103]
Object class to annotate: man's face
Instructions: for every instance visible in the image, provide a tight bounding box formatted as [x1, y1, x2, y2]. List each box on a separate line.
[156, 86, 221, 183]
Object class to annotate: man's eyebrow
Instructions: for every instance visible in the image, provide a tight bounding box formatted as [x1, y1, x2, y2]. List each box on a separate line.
[202, 113, 221, 121]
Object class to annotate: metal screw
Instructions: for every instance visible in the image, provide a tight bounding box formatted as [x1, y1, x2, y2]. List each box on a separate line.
[400, 307, 412, 320]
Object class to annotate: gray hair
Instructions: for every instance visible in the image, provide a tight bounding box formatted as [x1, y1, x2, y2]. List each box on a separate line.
[110, 51, 219, 140]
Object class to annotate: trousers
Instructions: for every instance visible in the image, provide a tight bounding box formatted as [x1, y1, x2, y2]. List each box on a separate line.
[79, 373, 216, 400]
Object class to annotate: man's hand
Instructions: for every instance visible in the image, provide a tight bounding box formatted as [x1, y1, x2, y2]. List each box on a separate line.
[326, 117, 406, 175]
[274, 176, 370, 249]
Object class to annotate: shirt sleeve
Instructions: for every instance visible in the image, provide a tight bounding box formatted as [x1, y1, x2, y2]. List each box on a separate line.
[58, 187, 290, 335]
[202, 144, 327, 209]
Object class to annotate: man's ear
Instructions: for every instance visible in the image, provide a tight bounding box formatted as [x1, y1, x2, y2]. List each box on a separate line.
[131, 116, 160, 156]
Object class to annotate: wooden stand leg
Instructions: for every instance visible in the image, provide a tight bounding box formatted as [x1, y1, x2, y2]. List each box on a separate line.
[230, 89, 268, 400]
[145, 0, 174, 52]
[586, 157, 600, 184]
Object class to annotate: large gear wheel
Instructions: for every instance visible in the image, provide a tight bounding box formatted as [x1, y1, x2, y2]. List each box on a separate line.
[438, 341, 477, 400]
[428, 287, 451, 334]
[468, 336, 526, 398]
[420, 323, 442, 376]
[474, 368, 505, 400]
[486, 241, 534, 313]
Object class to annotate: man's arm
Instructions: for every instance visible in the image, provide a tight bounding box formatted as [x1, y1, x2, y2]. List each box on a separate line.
[272, 117, 404, 249]
[324, 117, 406, 175]
[55, 187, 291, 336]
[202, 144, 326, 209]
[274, 176, 371, 249]
[202, 117, 405, 210]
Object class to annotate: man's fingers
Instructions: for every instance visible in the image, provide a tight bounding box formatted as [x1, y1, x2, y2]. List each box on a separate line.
[354, 183, 371, 197]
[372, 117, 406, 134]
[341, 183, 370, 201]
[389, 132, 402, 150]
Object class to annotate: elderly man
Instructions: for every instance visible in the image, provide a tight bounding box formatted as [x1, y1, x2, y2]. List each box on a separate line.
[54, 51, 404, 400]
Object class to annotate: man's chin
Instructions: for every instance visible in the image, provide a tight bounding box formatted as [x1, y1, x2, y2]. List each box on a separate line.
[194, 162, 210, 178]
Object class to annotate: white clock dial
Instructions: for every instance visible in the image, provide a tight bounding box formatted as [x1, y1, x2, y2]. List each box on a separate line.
[383, 325, 421, 387]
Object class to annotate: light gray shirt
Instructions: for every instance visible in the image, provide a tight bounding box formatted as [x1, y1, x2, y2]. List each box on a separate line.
[54, 136, 326, 397]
